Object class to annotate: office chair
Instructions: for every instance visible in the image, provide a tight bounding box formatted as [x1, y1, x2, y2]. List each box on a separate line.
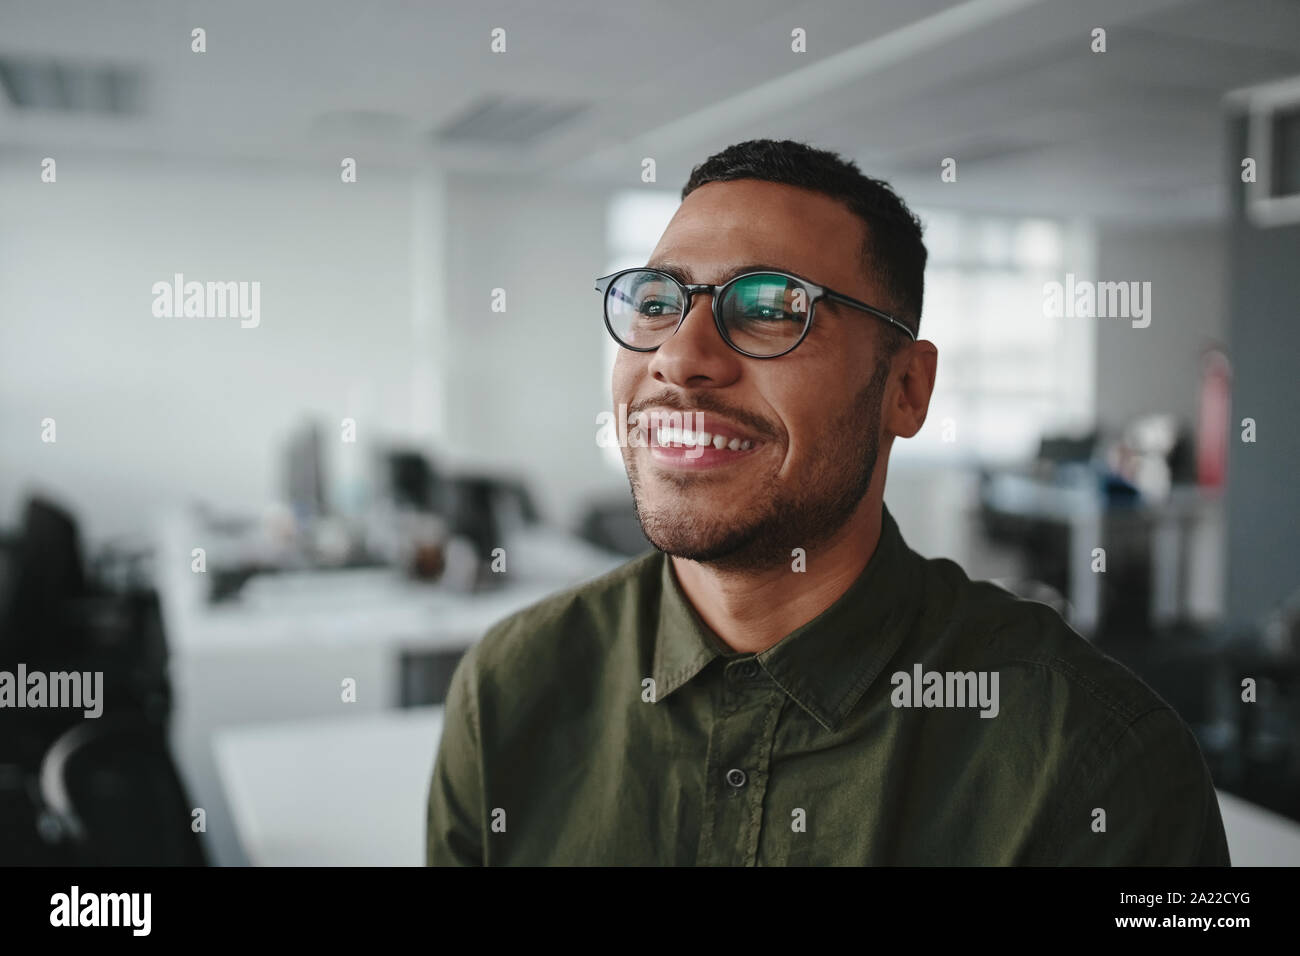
[38, 716, 208, 865]
[0, 494, 197, 863]
[1, 497, 86, 661]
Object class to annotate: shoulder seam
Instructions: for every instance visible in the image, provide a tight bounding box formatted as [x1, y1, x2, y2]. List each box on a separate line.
[1002, 653, 1168, 725]
[1044, 702, 1191, 863]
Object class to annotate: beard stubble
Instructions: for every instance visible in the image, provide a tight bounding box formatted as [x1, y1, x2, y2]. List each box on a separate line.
[624, 356, 891, 573]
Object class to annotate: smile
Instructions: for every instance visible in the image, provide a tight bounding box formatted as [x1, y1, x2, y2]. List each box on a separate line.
[635, 412, 766, 470]
[653, 426, 754, 451]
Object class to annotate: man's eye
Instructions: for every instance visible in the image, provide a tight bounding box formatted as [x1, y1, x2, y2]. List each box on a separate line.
[741, 306, 796, 322]
[639, 299, 676, 316]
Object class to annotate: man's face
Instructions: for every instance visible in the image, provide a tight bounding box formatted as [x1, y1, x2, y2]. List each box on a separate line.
[613, 178, 900, 571]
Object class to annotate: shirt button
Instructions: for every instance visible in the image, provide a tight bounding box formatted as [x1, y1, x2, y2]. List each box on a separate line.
[725, 768, 748, 789]
[738, 660, 759, 679]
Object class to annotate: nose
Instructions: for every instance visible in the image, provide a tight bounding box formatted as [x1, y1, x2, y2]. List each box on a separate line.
[646, 291, 742, 389]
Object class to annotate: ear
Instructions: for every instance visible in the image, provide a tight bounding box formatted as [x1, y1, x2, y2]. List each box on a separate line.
[883, 339, 938, 439]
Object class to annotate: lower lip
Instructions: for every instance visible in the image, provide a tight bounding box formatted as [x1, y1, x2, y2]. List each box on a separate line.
[647, 437, 763, 469]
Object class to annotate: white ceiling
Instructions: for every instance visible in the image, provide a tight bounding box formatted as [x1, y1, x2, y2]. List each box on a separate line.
[1, 0, 1298, 224]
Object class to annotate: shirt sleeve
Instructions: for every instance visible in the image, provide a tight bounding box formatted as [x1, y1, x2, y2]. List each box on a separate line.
[426, 645, 486, 866]
[1052, 706, 1231, 866]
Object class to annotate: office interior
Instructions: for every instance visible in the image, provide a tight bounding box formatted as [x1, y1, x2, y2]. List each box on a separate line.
[1, 0, 1299, 867]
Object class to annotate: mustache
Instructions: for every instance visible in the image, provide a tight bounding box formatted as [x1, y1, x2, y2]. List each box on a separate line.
[628, 391, 779, 442]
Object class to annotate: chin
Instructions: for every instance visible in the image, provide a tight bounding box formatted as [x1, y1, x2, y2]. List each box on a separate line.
[635, 504, 766, 564]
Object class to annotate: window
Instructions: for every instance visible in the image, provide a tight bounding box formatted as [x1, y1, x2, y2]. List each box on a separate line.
[903, 208, 1096, 463]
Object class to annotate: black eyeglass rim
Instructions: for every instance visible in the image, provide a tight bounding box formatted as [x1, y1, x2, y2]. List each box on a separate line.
[594, 266, 917, 359]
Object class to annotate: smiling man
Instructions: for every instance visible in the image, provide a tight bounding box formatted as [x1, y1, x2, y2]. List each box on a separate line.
[426, 139, 1230, 866]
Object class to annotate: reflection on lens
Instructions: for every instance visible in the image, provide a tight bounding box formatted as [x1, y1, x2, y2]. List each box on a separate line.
[606, 271, 684, 349]
[719, 274, 810, 356]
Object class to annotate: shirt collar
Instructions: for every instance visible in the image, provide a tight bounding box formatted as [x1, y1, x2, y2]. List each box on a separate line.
[651, 505, 921, 732]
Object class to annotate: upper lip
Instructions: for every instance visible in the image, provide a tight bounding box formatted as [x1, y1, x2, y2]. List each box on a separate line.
[635, 408, 764, 445]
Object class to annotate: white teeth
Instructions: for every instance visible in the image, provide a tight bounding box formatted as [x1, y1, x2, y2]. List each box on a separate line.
[656, 426, 707, 447]
[654, 425, 757, 450]
[660, 429, 702, 447]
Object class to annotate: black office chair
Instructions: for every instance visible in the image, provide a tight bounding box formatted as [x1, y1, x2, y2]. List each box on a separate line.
[0, 498, 92, 769]
[0, 494, 199, 864]
[37, 716, 208, 866]
[1, 496, 173, 741]
[0, 760, 76, 865]
[0, 497, 86, 661]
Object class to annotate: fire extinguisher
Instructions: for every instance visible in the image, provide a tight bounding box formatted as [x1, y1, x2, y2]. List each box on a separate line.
[1197, 346, 1231, 489]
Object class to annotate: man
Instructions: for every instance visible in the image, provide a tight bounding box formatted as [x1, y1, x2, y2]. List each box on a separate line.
[426, 139, 1230, 866]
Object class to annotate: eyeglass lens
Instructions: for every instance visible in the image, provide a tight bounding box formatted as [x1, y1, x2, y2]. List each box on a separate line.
[605, 271, 811, 357]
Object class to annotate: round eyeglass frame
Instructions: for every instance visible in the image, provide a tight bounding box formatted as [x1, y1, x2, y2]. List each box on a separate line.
[594, 267, 916, 359]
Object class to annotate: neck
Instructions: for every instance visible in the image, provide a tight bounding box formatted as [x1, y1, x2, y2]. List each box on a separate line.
[671, 493, 885, 655]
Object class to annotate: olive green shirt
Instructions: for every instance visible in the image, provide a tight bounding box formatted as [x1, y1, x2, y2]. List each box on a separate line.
[426, 507, 1230, 866]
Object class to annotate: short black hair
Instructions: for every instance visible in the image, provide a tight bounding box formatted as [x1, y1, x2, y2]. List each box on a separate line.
[681, 139, 926, 340]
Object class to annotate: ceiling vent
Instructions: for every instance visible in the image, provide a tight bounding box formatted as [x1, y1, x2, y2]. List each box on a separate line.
[433, 95, 586, 146]
[893, 135, 1052, 173]
[0, 55, 143, 114]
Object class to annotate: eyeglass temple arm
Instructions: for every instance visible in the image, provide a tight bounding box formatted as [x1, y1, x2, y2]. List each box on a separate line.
[822, 290, 916, 340]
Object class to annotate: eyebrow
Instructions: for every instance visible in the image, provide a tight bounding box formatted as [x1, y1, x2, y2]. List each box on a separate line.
[645, 261, 795, 285]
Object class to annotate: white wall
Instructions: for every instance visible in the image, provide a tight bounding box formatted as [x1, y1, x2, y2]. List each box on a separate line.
[0, 155, 433, 542]
[1093, 224, 1227, 431]
[440, 172, 629, 529]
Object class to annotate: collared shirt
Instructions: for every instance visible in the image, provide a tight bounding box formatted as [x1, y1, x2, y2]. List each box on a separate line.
[426, 506, 1230, 865]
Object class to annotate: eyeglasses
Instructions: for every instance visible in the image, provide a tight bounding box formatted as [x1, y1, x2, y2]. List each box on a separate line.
[595, 267, 915, 359]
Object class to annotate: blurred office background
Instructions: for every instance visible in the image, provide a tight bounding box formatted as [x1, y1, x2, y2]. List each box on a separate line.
[2, 0, 1299, 866]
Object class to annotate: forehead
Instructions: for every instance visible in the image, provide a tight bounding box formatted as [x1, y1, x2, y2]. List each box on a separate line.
[649, 179, 870, 292]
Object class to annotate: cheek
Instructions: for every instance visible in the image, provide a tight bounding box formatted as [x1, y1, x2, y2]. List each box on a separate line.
[780, 408, 822, 465]
[762, 369, 831, 459]
[777, 341, 871, 450]
[611, 351, 643, 403]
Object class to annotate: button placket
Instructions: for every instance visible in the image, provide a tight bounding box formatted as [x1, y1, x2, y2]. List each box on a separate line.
[698, 666, 781, 864]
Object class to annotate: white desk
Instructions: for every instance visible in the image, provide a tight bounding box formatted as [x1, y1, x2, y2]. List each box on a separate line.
[214, 707, 443, 866]
[156, 514, 624, 866]
[982, 473, 1223, 634]
[214, 707, 1300, 867]
[1215, 790, 1300, 866]
[159, 523, 624, 656]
